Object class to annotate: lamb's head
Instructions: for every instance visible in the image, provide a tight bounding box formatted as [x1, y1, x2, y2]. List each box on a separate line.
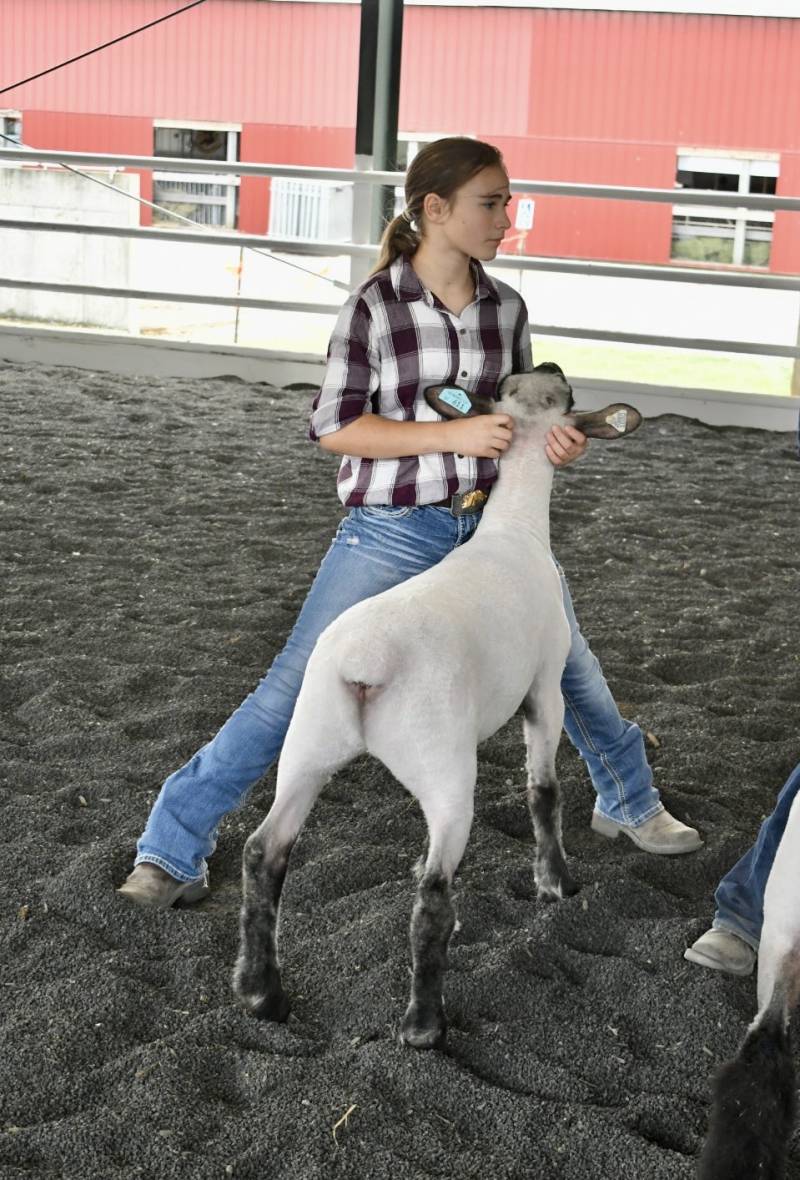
[425, 361, 571, 432]
[425, 362, 642, 440]
[495, 363, 574, 429]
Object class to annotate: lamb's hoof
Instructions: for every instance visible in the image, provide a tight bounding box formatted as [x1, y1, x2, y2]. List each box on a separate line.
[400, 1003, 447, 1051]
[233, 957, 291, 1022]
[234, 968, 291, 1022]
[241, 986, 291, 1023]
[536, 872, 580, 903]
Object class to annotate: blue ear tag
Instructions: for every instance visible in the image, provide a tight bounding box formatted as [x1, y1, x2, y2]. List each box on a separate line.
[438, 387, 472, 415]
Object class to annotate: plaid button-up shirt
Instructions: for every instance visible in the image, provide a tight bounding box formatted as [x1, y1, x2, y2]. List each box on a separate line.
[309, 254, 532, 507]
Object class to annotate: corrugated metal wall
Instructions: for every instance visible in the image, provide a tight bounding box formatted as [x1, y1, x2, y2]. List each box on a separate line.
[398, 6, 534, 138]
[522, 8, 799, 151]
[3, 1, 799, 266]
[3, 0, 362, 125]
[7, 3, 799, 146]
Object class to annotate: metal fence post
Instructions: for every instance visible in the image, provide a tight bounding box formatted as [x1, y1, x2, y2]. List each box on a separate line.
[351, 153, 374, 290]
[371, 0, 404, 237]
[351, 0, 404, 291]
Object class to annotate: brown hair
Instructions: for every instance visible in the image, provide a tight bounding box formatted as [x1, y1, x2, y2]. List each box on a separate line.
[371, 136, 506, 274]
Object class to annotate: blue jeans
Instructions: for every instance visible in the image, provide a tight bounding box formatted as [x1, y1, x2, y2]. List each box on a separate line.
[136, 506, 662, 881]
[712, 759, 800, 951]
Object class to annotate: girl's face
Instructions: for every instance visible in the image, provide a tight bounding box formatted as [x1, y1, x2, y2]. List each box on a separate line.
[436, 164, 512, 261]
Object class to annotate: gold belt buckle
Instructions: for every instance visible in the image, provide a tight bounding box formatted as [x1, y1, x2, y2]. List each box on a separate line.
[452, 490, 488, 516]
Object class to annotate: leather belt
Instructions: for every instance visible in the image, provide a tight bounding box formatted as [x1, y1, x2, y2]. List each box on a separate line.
[429, 489, 489, 516]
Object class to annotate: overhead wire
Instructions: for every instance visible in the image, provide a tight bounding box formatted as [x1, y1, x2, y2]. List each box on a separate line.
[0, 0, 354, 291]
[0, 0, 209, 98]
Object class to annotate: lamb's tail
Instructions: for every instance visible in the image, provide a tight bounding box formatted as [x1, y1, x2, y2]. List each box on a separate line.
[276, 627, 401, 784]
[335, 630, 401, 703]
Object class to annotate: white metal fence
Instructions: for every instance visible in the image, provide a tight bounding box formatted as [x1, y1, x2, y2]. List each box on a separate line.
[268, 178, 353, 241]
[1, 145, 800, 370]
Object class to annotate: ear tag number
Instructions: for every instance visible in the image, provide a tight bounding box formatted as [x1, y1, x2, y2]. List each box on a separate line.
[439, 387, 472, 415]
[606, 409, 628, 433]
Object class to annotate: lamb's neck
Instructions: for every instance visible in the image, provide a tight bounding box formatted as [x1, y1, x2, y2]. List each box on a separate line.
[479, 443, 555, 551]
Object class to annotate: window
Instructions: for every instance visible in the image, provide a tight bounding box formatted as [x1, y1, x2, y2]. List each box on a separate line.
[268, 178, 353, 242]
[152, 122, 240, 228]
[671, 152, 778, 268]
[0, 111, 22, 149]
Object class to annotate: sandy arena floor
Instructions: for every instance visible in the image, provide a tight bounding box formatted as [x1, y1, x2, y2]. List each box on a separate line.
[1, 359, 798, 1179]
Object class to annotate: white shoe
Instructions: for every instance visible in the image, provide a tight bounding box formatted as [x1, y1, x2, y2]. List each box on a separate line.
[684, 928, 756, 976]
[591, 807, 703, 855]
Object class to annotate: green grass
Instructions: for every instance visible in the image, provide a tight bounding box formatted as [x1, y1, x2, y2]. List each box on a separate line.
[534, 336, 796, 397]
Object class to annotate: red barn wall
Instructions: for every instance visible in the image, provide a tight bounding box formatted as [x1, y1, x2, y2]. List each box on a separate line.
[2, 2, 798, 269]
[772, 152, 800, 274]
[22, 110, 155, 222]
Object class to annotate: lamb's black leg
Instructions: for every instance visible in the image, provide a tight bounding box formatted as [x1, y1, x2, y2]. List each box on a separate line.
[233, 828, 292, 1022]
[401, 871, 455, 1050]
[523, 693, 579, 901]
[698, 1009, 796, 1180]
[527, 776, 579, 901]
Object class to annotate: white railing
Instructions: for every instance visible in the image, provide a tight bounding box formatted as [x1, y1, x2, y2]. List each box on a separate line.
[2, 146, 800, 209]
[1, 146, 800, 362]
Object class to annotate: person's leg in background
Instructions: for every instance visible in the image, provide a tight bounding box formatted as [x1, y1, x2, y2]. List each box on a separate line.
[685, 760, 800, 976]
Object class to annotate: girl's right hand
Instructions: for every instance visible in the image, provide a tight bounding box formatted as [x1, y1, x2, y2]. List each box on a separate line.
[444, 413, 514, 459]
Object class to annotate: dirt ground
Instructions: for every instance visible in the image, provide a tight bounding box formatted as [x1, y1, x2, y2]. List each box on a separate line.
[1, 358, 798, 1179]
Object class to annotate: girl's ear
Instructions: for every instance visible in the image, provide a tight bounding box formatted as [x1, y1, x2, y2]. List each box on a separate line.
[422, 192, 449, 224]
[424, 385, 495, 418]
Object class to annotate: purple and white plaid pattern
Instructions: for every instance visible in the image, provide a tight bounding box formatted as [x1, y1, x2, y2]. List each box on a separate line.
[309, 255, 532, 507]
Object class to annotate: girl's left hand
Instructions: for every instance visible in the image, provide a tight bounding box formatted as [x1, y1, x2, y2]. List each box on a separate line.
[546, 424, 588, 467]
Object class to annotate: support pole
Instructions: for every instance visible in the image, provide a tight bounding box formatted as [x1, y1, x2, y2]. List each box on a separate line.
[351, 0, 404, 289]
[371, 0, 404, 234]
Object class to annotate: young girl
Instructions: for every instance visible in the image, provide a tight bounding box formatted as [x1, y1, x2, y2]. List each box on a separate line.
[119, 137, 700, 908]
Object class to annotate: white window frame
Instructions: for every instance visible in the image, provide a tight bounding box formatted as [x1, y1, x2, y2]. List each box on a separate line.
[0, 110, 22, 150]
[152, 119, 240, 229]
[672, 150, 779, 268]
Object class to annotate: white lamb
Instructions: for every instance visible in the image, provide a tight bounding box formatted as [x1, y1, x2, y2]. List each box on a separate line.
[233, 363, 641, 1049]
[698, 791, 800, 1178]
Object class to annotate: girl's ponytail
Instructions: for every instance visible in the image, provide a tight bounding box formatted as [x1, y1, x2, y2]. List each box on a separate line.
[371, 211, 420, 275]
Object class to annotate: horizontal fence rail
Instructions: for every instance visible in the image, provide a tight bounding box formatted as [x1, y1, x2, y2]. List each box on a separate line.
[2, 147, 800, 212]
[0, 275, 343, 316]
[2, 215, 799, 292]
[1, 276, 798, 359]
[2, 146, 800, 374]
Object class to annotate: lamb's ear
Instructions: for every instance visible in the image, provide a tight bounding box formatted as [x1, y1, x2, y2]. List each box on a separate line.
[571, 403, 643, 439]
[424, 384, 495, 419]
